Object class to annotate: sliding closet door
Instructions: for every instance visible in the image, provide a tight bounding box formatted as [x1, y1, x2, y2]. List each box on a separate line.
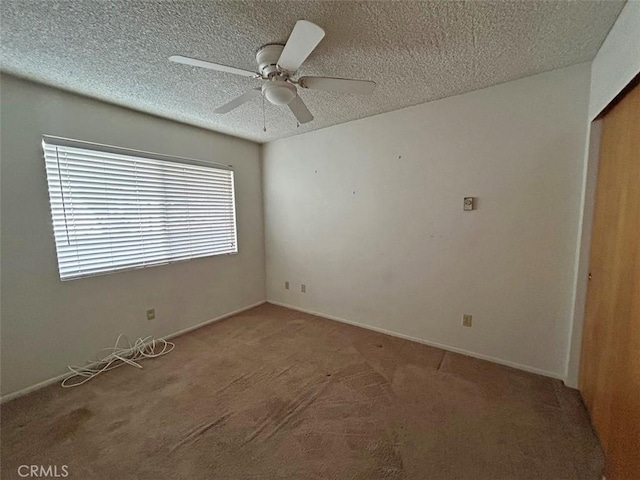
[579, 81, 639, 480]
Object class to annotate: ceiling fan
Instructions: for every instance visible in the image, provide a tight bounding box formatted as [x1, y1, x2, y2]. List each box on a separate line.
[169, 20, 376, 125]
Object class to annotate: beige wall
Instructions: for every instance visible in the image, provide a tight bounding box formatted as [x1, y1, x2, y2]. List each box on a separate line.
[263, 63, 591, 378]
[0, 75, 266, 397]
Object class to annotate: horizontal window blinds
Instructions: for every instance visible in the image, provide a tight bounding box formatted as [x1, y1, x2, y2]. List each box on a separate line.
[42, 137, 237, 280]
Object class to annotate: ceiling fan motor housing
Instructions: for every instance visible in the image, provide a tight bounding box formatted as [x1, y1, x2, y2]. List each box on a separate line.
[256, 44, 298, 105]
[256, 44, 285, 78]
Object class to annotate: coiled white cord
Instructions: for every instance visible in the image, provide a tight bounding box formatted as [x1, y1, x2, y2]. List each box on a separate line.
[61, 334, 175, 388]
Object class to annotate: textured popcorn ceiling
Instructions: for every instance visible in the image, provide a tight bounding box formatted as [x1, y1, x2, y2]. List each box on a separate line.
[0, 1, 625, 143]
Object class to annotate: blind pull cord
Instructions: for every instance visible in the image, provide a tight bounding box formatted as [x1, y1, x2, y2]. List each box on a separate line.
[55, 146, 72, 246]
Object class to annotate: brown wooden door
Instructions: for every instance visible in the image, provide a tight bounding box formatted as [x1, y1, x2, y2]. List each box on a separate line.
[579, 81, 640, 480]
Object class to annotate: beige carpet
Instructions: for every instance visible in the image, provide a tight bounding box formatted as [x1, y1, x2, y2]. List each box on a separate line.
[1, 303, 602, 479]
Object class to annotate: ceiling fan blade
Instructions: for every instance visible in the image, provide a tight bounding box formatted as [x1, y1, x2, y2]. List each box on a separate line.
[214, 88, 262, 114]
[288, 95, 313, 124]
[169, 55, 257, 78]
[277, 20, 325, 73]
[298, 76, 376, 95]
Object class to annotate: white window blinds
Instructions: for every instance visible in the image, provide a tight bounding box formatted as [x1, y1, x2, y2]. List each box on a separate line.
[42, 136, 237, 281]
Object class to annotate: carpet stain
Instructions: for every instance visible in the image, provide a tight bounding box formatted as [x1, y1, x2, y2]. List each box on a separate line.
[45, 407, 93, 444]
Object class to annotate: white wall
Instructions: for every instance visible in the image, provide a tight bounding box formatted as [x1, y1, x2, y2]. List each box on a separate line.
[0, 75, 265, 397]
[589, 0, 640, 120]
[263, 63, 591, 378]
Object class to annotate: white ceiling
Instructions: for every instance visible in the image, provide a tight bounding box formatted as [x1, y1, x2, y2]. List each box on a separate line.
[0, 1, 625, 143]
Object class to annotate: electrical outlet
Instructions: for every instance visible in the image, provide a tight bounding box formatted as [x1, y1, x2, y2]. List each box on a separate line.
[462, 314, 472, 327]
[301, 284, 306, 293]
[146, 309, 155, 321]
[285, 281, 290, 290]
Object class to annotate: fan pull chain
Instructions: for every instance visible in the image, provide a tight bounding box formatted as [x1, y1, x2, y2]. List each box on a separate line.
[262, 95, 266, 132]
[295, 95, 300, 128]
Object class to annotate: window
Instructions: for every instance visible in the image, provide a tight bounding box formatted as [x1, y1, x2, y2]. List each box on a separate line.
[42, 136, 237, 281]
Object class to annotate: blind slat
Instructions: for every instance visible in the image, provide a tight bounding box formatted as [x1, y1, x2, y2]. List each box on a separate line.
[54, 232, 237, 254]
[56, 239, 237, 264]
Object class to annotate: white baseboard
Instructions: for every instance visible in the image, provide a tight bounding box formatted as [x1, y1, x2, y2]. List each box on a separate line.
[0, 371, 72, 405]
[267, 300, 564, 380]
[0, 300, 267, 404]
[163, 300, 266, 341]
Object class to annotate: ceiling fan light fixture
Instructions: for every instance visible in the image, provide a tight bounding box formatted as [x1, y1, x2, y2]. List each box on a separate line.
[262, 81, 297, 106]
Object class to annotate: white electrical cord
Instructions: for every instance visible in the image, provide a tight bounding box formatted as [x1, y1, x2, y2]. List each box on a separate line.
[61, 334, 175, 388]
